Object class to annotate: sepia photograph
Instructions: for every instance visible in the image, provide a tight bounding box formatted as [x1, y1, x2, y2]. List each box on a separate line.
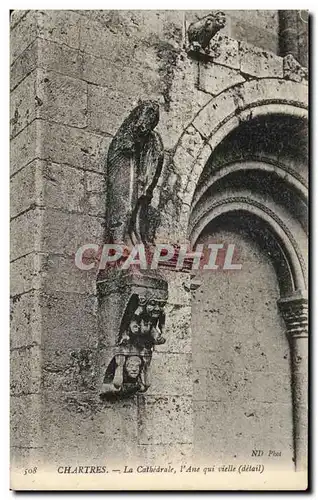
[9, 7, 309, 491]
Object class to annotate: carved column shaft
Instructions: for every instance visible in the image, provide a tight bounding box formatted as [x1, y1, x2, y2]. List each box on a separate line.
[279, 292, 308, 471]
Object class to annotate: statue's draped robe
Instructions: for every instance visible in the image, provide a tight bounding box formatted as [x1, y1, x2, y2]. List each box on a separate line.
[106, 101, 164, 245]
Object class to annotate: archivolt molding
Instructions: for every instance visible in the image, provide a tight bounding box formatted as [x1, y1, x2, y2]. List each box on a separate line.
[191, 159, 308, 211]
[171, 78, 308, 214]
[195, 154, 308, 189]
[189, 196, 307, 293]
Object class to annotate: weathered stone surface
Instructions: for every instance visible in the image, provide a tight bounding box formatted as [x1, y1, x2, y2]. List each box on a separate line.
[172, 146, 196, 193]
[193, 368, 207, 402]
[79, 15, 134, 62]
[239, 41, 283, 78]
[198, 62, 245, 95]
[10, 10, 308, 477]
[165, 270, 191, 306]
[10, 10, 30, 29]
[10, 68, 88, 135]
[38, 37, 84, 81]
[227, 9, 279, 32]
[232, 78, 308, 111]
[146, 353, 192, 396]
[87, 10, 184, 47]
[10, 290, 41, 349]
[38, 120, 111, 173]
[10, 253, 43, 296]
[176, 125, 204, 163]
[191, 226, 296, 463]
[192, 92, 236, 139]
[247, 371, 293, 404]
[156, 304, 191, 354]
[11, 160, 106, 219]
[156, 56, 211, 150]
[87, 85, 137, 136]
[10, 10, 37, 62]
[84, 171, 106, 216]
[10, 207, 42, 261]
[41, 254, 98, 295]
[229, 11, 279, 51]
[10, 120, 39, 176]
[10, 345, 42, 395]
[185, 11, 280, 56]
[79, 10, 183, 68]
[10, 70, 36, 138]
[41, 209, 104, 256]
[138, 395, 192, 445]
[82, 52, 149, 92]
[230, 17, 279, 55]
[283, 54, 308, 83]
[11, 394, 42, 447]
[10, 160, 42, 218]
[42, 348, 97, 392]
[210, 33, 240, 69]
[138, 443, 192, 463]
[42, 162, 84, 212]
[40, 292, 98, 350]
[207, 115, 239, 151]
[41, 391, 138, 463]
[11, 446, 42, 469]
[87, 82, 162, 136]
[186, 142, 212, 193]
[37, 10, 81, 49]
[36, 69, 88, 128]
[11, 38, 38, 91]
[193, 401, 293, 464]
[204, 368, 291, 403]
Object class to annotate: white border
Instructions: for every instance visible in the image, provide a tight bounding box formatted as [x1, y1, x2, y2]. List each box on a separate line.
[3, 2, 315, 498]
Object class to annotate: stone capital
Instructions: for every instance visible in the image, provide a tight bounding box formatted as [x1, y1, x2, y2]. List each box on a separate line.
[278, 290, 308, 339]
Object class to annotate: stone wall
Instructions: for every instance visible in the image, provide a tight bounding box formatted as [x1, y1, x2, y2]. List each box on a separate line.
[192, 229, 293, 468]
[10, 10, 308, 473]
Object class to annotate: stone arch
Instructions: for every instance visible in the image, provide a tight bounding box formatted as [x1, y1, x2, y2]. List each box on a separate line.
[182, 77, 308, 471]
[189, 197, 306, 296]
[162, 78, 308, 243]
[188, 157, 308, 294]
[191, 159, 308, 210]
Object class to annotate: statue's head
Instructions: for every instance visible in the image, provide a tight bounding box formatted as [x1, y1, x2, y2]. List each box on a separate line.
[145, 299, 166, 319]
[129, 319, 140, 334]
[134, 100, 160, 138]
[124, 355, 142, 379]
[138, 294, 167, 319]
[204, 12, 226, 31]
[213, 11, 226, 29]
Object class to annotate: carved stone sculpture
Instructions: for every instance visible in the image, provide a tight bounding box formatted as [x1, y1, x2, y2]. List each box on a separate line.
[107, 100, 164, 245]
[98, 272, 168, 399]
[99, 102, 168, 400]
[100, 354, 147, 398]
[119, 293, 166, 348]
[187, 12, 226, 54]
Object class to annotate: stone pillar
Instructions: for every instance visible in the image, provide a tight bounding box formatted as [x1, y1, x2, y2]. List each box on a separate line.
[278, 291, 308, 471]
[279, 10, 308, 68]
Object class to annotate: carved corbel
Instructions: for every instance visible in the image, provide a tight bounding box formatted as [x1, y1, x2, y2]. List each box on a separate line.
[98, 271, 168, 399]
